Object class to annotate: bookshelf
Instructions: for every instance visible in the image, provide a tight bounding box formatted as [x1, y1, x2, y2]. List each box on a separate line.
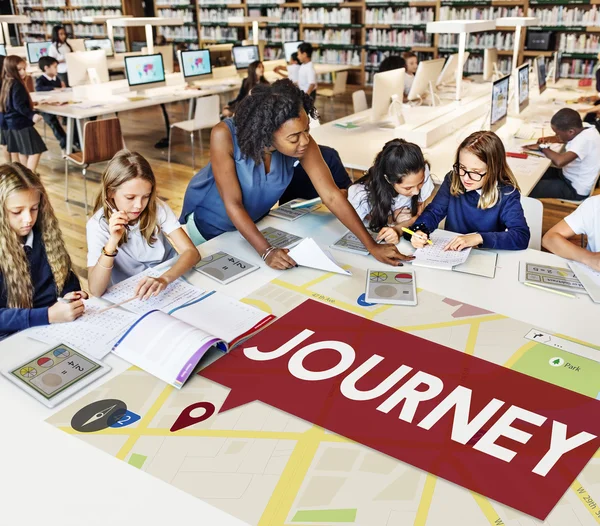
[155, 0, 199, 48]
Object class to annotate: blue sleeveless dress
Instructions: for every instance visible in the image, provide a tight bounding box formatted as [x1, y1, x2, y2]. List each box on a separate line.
[180, 118, 297, 240]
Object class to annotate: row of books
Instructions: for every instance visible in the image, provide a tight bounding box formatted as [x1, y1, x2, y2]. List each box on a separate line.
[527, 6, 600, 27]
[365, 7, 435, 25]
[558, 33, 600, 55]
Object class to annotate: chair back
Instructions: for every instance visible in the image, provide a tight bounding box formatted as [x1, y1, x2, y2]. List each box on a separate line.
[521, 195, 543, 250]
[82, 118, 125, 165]
[352, 89, 368, 113]
[193, 95, 221, 129]
[142, 44, 174, 73]
[332, 71, 348, 96]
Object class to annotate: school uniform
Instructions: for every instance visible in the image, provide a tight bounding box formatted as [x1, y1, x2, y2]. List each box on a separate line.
[86, 200, 181, 286]
[0, 228, 81, 340]
[3, 81, 47, 156]
[298, 61, 317, 101]
[48, 42, 72, 86]
[564, 194, 600, 252]
[530, 126, 600, 200]
[35, 73, 69, 150]
[409, 173, 530, 250]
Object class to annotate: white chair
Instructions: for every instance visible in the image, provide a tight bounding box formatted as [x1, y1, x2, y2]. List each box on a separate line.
[142, 44, 174, 73]
[352, 89, 368, 113]
[168, 95, 221, 172]
[521, 195, 543, 250]
[317, 71, 348, 118]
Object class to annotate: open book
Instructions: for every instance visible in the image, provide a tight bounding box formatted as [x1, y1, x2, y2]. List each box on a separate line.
[113, 291, 275, 388]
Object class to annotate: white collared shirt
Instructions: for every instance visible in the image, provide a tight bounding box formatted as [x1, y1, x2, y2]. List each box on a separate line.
[23, 230, 34, 249]
[43, 73, 58, 83]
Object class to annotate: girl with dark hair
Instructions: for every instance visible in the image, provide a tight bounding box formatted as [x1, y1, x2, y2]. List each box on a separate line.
[49, 25, 73, 86]
[181, 79, 409, 269]
[348, 139, 433, 244]
[0, 54, 11, 162]
[223, 60, 269, 117]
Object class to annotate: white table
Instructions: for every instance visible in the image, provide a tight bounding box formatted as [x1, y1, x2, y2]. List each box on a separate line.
[1, 208, 599, 526]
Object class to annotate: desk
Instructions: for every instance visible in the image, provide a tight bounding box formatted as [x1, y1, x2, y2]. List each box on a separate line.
[1, 208, 599, 526]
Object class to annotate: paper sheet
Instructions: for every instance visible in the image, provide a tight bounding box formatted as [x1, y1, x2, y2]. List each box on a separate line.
[288, 238, 352, 276]
[568, 262, 600, 303]
[412, 230, 471, 269]
[27, 298, 138, 359]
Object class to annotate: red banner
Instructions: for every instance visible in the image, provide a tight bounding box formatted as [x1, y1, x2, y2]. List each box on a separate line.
[200, 299, 600, 519]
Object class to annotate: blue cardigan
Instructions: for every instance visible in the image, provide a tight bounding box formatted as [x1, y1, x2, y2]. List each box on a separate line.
[3, 81, 36, 130]
[411, 173, 530, 250]
[0, 228, 81, 340]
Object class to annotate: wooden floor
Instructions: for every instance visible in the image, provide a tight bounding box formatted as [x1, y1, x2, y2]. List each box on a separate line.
[36, 91, 587, 290]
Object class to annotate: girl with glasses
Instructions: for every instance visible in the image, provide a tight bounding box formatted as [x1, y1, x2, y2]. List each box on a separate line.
[348, 138, 434, 244]
[408, 131, 530, 252]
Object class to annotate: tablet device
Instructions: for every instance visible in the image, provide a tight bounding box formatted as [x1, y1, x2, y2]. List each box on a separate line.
[331, 230, 378, 256]
[260, 226, 303, 249]
[365, 269, 417, 306]
[193, 251, 258, 285]
[2, 343, 110, 408]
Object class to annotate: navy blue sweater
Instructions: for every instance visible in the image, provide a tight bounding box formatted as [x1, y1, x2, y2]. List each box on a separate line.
[0, 228, 81, 340]
[35, 74, 62, 92]
[412, 173, 530, 250]
[3, 81, 36, 130]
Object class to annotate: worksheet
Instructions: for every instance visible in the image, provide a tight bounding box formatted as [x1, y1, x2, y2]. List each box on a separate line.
[331, 230, 379, 256]
[193, 251, 258, 285]
[411, 230, 471, 270]
[519, 261, 587, 294]
[269, 199, 320, 221]
[288, 238, 351, 276]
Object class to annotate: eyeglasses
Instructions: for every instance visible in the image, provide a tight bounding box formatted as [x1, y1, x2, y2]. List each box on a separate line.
[453, 163, 486, 182]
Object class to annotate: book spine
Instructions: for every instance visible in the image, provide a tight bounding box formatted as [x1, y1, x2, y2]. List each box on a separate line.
[230, 315, 277, 349]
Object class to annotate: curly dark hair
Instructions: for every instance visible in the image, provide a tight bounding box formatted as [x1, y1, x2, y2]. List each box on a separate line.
[233, 79, 318, 164]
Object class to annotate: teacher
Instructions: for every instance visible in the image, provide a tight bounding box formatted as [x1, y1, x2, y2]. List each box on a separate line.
[180, 79, 409, 269]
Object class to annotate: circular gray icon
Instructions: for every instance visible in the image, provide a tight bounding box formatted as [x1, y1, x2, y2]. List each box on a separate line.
[71, 399, 127, 433]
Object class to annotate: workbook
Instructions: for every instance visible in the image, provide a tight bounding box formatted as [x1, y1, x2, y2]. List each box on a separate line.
[113, 291, 276, 388]
[411, 230, 472, 270]
[518, 261, 587, 294]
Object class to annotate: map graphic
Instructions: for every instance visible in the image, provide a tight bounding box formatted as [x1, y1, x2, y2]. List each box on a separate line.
[47, 265, 600, 526]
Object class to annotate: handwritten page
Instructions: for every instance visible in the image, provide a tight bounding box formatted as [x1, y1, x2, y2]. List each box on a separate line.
[28, 298, 138, 359]
[412, 230, 471, 270]
[288, 238, 352, 276]
[102, 266, 206, 315]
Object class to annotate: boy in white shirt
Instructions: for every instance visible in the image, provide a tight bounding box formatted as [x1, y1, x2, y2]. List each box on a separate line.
[297, 43, 317, 101]
[542, 194, 600, 271]
[274, 52, 301, 85]
[530, 108, 600, 200]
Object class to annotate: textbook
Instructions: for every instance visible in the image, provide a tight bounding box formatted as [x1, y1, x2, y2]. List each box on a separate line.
[112, 291, 275, 388]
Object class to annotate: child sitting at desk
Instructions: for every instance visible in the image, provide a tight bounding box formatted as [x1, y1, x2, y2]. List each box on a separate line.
[401, 51, 418, 96]
[86, 150, 200, 298]
[348, 139, 434, 244]
[274, 52, 301, 85]
[528, 108, 600, 201]
[0, 163, 87, 341]
[409, 131, 530, 251]
[542, 194, 600, 271]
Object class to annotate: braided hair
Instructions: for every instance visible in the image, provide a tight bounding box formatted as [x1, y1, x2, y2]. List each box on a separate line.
[233, 79, 318, 164]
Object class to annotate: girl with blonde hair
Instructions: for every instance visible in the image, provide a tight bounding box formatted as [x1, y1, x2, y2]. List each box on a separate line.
[0, 163, 86, 340]
[409, 131, 530, 251]
[87, 150, 200, 298]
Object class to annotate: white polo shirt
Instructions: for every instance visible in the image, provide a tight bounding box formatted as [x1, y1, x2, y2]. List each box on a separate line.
[48, 42, 72, 75]
[87, 199, 181, 286]
[563, 126, 600, 197]
[298, 61, 317, 94]
[287, 64, 300, 84]
[564, 194, 600, 252]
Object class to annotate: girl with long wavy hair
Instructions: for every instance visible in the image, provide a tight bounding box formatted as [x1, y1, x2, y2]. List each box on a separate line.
[0, 163, 87, 340]
[409, 131, 530, 252]
[348, 138, 434, 244]
[87, 150, 200, 298]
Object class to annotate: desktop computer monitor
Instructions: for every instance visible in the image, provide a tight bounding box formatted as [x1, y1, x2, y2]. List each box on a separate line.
[553, 51, 561, 84]
[26, 41, 51, 65]
[490, 74, 510, 132]
[516, 63, 529, 114]
[437, 52, 470, 86]
[84, 38, 114, 57]
[371, 67, 405, 125]
[179, 49, 212, 82]
[66, 50, 109, 86]
[536, 56, 547, 95]
[283, 41, 302, 62]
[406, 58, 445, 102]
[0, 44, 5, 56]
[232, 45, 260, 70]
[483, 48, 498, 81]
[124, 53, 166, 91]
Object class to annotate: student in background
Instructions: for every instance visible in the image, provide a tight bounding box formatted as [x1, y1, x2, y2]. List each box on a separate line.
[409, 131, 530, 251]
[378, 55, 405, 73]
[0, 56, 46, 171]
[401, 51, 418, 96]
[297, 43, 317, 101]
[542, 194, 600, 271]
[0, 163, 87, 341]
[529, 108, 600, 200]
[349, 139, 434, 244]
[222, 60, 269, 117]
[274, 52, 301, 85]
[87, 150, 200, 298]
[48, 25, 73, 87]
[0, 54, 10, 163]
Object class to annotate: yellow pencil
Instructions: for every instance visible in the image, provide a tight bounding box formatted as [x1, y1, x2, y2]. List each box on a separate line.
[524, 281, 576, 299]
[401, 227, 433, 246]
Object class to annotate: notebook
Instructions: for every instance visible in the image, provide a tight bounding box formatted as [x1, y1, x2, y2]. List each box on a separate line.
[113, 291, 276, 388]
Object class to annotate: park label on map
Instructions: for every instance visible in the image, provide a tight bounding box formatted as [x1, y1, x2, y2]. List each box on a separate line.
[200, 299, 600, 520]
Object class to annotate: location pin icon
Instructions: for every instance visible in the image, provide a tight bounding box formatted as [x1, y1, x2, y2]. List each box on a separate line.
[170, 401, 216, 433]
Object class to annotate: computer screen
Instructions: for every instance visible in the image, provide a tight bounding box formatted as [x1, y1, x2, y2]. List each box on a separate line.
[517, 63, 529, 114]
[26, 41, 51, 64]
[124, 54, 166, 88]
[232, 45, 260, 70]
[180, 49, 212, 79]
[491, 74, 510, 132]
[553, 52, 561, 84]
[283, 41, 302, 62]
[0, 44, 6, 56]
[84, 38, 114, 57]
[536, 56, 547, 95]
